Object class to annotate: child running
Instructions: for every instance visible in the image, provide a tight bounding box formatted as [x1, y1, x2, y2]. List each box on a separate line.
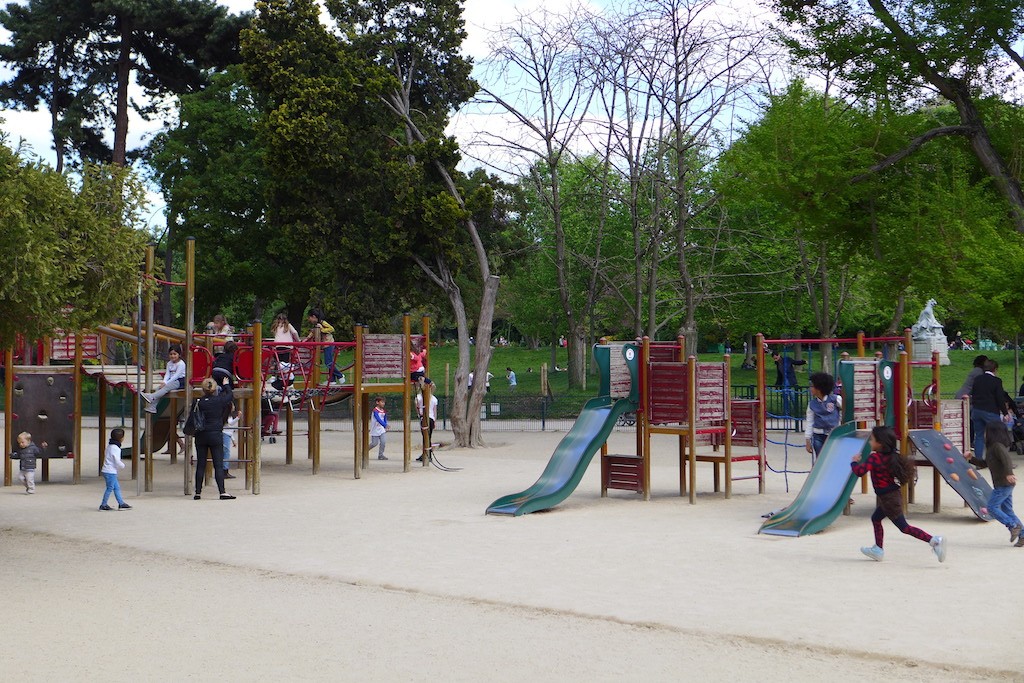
[851, 426, 946, 563]
[369, 396, 388, 460]
[99, 428, 131, 511]
[982, 421, 1022, 546]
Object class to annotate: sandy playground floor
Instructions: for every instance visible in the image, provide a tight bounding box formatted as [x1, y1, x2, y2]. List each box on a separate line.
[1, 426, 1022, 682]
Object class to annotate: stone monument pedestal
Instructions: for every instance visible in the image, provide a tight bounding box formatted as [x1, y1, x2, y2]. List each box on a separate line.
[913, 336, 950, 365]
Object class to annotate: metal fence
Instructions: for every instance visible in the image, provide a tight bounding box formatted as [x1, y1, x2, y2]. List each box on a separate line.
[0, 386, 959, 434]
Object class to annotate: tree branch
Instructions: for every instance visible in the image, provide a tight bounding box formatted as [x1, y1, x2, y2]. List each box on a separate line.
[849, 125, 973, 183]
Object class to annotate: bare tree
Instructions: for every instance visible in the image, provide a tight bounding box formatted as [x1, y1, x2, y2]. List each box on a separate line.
[474, 9, 600, 390]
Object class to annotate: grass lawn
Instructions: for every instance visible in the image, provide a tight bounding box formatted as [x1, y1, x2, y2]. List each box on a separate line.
[421, 344, 1024, 401]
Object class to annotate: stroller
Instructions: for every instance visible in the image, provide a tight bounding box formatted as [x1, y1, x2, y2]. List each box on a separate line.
[1011, 397, 1024, 454]
[261, 361, 294, 444]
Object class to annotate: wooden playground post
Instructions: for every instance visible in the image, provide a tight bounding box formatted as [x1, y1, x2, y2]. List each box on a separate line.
[856, 331, 865, 358]
[686, 355, 698, 504]
[352, 325, 362, 479]
[310, 326, 322, 474]
[183, 237, 196, 496]
[98, 375, 107, 475]
[403, 315, 412, 472]
[4, 348, 12, 486]
[639, 337, 650, 500]
[931, 350, 943, 510]
[250, 320, 262, 495]
[144, 243, 156, 492]
[898, 349, 912, 507]
[73, 333, 83, 484]
[723, 353, 733, 499]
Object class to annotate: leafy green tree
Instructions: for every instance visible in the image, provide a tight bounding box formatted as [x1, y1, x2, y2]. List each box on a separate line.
[0, 0, 99, 172]
[774, 0, 1024, 231]
[147, 66, 313, 324]
[241, 0, 418, 333]
[0, 135, 150, 346]
[0, 0, 248, 166]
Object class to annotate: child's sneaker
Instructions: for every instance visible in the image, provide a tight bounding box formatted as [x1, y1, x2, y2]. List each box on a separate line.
[118, 503, 132, 510]
[1015, 536, 1024, 548]
[930, 535, 947, 562]
[1010, 525, 1022, 544]
[860, 545, 884, 561]
[99, 505, 113, 511]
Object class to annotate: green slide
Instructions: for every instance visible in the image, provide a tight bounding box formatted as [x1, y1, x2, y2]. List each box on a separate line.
[120, 395, 177, 457]
[486, 396, 638, 516]
[758, 422, 871, 536]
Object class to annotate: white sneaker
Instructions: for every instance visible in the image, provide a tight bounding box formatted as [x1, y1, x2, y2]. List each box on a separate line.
[144, 402, 158, 413]
[860, 545, 884, 562]
[140, 392, 153, 403]
[930, 536, 947, 563]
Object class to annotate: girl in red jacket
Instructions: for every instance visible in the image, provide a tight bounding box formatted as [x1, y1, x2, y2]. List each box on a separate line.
[852, 426, 946, 563]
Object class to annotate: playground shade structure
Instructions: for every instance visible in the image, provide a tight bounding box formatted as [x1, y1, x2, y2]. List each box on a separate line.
[486, 396, 638, 516]
[759, 423, 870, 537]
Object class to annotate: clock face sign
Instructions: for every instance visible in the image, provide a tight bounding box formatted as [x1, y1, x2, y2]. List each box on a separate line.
[882, 366, 893, 381]
[625, 347, 635, 361]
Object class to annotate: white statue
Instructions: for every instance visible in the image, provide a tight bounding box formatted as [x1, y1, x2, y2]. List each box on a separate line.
[912, 299, 944, 339]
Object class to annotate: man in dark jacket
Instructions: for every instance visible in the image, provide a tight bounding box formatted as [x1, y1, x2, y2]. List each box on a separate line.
[970, 359, 1008, 461]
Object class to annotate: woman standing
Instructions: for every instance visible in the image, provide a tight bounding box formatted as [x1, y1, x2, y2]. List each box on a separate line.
[192, 377, 236, 500]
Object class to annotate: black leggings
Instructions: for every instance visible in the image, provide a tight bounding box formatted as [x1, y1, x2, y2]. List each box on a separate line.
[194, 431, 226, 495]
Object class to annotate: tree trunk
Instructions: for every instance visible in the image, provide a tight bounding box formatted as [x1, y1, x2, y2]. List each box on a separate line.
[443, 274, 471, 445]
[567, 322, 587, 390]
[113, 16, 131, 166]
[464, 276, 500, 447]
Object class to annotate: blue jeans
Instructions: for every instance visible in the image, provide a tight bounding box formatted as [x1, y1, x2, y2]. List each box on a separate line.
[811, 433, 827, 461]
[971, 409, 1001, 459]
[222, 432, 232, 471]
[323, 345, 342, 380]
[987, 486, 1022, 530]
[102, 472, 125, 506]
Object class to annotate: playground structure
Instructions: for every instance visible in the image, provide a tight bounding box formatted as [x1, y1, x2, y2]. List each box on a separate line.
[600, 337, 763, 505]
[488, 337, 765, 515]
[487, 342, 639, 515]
[4, 237, 432, 494]
[757, 331, 982, 536]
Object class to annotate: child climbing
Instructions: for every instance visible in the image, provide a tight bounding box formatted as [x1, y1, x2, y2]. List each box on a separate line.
[851, 426, 946, 563]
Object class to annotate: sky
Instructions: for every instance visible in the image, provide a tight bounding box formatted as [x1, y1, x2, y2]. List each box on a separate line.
[0, 0, 768, 227]
[0, 0, 572, 165]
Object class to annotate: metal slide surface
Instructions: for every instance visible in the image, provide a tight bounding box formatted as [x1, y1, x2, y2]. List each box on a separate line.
[908, 429, 993, 521]
[120, 397, 175, 457]
[759, 423, 870, 536]
[486, 396, 637, 516]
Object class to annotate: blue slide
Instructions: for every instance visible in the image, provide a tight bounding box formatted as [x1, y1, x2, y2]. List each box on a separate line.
[486, 396, 637, 516]
[759, 422, 871, 536]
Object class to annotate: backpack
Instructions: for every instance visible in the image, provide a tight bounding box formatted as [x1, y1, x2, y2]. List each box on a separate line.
[183, 398, 205, 435]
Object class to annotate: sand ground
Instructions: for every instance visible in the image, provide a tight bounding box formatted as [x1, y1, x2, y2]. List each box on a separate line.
[2, 426, 1022, 682]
